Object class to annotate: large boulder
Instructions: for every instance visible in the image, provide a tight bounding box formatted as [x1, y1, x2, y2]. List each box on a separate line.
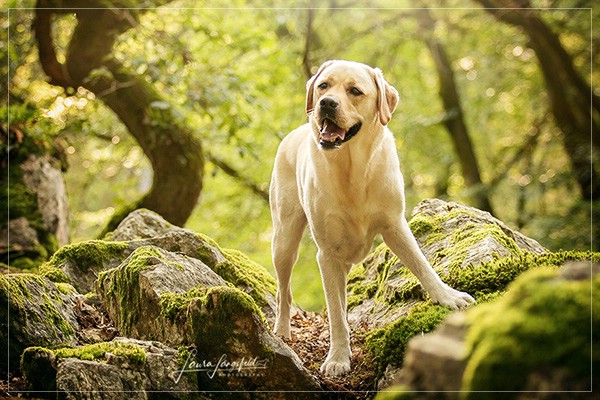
[96, 244, 322, 395]
[378, 261, 598, 399]
[42, 209, 277, 320]
[0, 273, 79, 371]
[356, 199, 596, 390]
[348, 199, 547, 330]
[97, 245, 228, 343]
[21, 337, 201, 399]
[1, 153, 69, 270]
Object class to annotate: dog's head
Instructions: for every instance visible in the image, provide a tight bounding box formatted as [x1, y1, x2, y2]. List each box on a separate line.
[305, 60, 399, 150]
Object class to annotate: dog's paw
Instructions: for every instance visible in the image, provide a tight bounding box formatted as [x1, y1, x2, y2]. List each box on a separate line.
[320, 358, 351, 377]
[430, 285, 475, 310]
[274, 325, 291, 340]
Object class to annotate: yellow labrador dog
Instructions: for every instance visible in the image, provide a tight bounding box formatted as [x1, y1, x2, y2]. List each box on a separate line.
[270, 60, 474, 376]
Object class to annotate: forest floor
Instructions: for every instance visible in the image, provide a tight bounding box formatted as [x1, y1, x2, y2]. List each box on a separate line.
[1, 300, 378, 399]
[285, 310, 379, 399]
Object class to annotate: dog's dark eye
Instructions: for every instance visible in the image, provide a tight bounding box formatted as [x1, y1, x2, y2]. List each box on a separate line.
[349, 87, 363, 96]
[317, 82, 328, 90]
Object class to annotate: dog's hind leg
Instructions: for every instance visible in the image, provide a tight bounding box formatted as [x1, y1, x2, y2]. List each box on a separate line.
[272, 210, 307, 339]
[382, 217, 475, 309]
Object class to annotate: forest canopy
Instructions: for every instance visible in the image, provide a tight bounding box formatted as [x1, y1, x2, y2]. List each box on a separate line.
[3, 0, 598, 310]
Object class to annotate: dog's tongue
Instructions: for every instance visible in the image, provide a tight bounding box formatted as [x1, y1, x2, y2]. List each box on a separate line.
[320, 119, 346, 142]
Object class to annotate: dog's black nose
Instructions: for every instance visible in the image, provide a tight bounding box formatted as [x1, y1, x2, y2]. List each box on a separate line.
[320, 97, 339, 109]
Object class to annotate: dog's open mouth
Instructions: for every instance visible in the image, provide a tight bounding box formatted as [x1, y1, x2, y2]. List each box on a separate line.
[319, 119, 361, 150]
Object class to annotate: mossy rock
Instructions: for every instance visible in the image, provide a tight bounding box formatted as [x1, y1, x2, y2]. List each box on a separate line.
[365, 251, 597, 386]
[462, 261, 598, 395]
[0, 273, 79, 371]
[97, 245, 227, 342]
[21, 338, 199, 396]
[381, 261, 598, 398]
[348, 199, 548, 329]
[1, 104, 69, 270]
[47, 209, 277, 318]
[96, 245, 320, 394]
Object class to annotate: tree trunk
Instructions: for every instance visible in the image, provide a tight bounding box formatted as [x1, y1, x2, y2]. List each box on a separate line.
[477, 0, 600, 200]
[33, 1, 204, 226]
[416, 7, 494, 214]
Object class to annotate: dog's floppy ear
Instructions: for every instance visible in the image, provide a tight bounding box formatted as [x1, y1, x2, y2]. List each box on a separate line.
[373, 68, 399, 126]
[306, 60, 336, 115]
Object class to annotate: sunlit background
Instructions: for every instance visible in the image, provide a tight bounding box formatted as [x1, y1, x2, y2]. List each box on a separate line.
[4, 0, 598, 310]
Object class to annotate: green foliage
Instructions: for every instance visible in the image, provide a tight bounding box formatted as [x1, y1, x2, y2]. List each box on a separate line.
[6, 3, 595, 309]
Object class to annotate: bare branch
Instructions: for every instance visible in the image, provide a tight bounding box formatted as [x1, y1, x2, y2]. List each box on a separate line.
[205, 152, 269, 203]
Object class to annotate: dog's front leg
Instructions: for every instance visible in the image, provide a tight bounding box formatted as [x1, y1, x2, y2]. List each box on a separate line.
[383, 217, 475, 309]
[317, 251, 352, 376]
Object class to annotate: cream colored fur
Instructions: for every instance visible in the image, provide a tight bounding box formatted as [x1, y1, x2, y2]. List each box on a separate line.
[270, 60, 474, 377]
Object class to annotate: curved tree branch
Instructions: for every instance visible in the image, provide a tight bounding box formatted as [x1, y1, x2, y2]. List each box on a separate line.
[206, 153, 269, 203]
[32, 8, 72, 87]
[34, 0, 204, 226]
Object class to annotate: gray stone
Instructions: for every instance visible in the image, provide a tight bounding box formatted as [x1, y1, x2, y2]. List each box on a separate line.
[386, 312, 469, 396]
[107, 209, 177, 242]
[50, 209, 276, 320]
[97, 245, 227, 344]
[96, 246, 322, 395]
[22, 337, 202, 399]
[347, 199, 548, 330]
[21, 154, 70, 247]
[0, 217, 40, 253]
[0, 273, 79, 370]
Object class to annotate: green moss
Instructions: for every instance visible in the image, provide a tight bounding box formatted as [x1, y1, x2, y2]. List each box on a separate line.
[408, 214, 440, 238]
[214, 248, 277, 307]
[374, 386, 415, 400]
[3, 165, 42, 231]
[54, 282, 77, 296]
[98, 246, 163, 333]
[347, 263, 366, 283]
[445, 250, 598, 298]
[53, 341, 147, 365]
[160, 286, 210, 322]
[190, 285, 273, 362]
[177, 345, 193, 368]
[366, 302, 452, 378]
[430, 223, 522, 272]
[38, 263, 72, 284]
[192, 232, 228, 268]
[409, 207, 477, 240]
[40, 293, 75, 337]
[0, 273, 48, 310]
[46, 240, 128, 272]
[160, 284, 265, 325]
[462, 266, 598, 394]
[0, 273, 76, 340]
